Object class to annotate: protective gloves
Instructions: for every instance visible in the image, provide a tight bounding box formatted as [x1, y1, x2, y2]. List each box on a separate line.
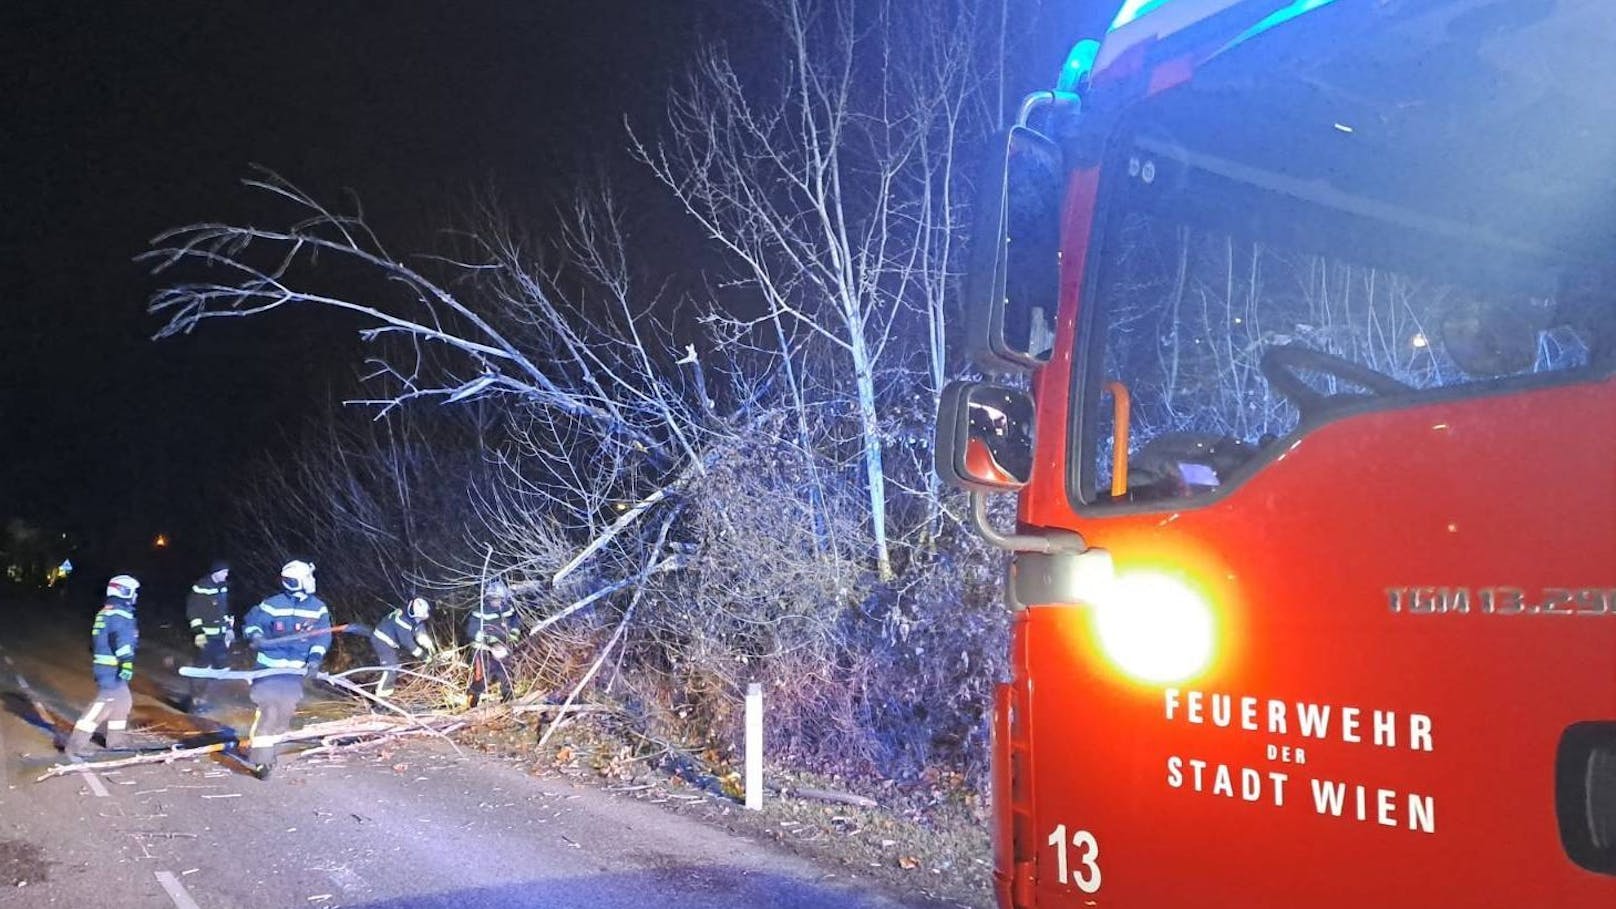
[194, 633, 207, 648]
[117, 662, 134, 681]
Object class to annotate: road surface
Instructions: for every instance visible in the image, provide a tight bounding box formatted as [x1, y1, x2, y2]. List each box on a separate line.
[0, 610, 937, 908]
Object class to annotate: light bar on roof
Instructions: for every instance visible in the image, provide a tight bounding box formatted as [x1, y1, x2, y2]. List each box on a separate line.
[1110, 0, 1176, 32]
[1224, 0, 1340, 48]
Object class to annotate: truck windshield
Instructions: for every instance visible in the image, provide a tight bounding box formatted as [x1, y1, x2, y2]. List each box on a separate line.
[1076, 137, 1608, 507]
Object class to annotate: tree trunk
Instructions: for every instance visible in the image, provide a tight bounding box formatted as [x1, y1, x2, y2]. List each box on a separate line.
[849, 331, 892, 580]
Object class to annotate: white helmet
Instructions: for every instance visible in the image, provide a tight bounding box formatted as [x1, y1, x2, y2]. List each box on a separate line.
[281, 560, 317, 596]
[407, 597, 430, 621]
[484, 579, 511, 601]
[106, 574, 140, 603]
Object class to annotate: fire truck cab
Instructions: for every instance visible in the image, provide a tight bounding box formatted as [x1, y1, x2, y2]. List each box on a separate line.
[937, 0, 1616, 905]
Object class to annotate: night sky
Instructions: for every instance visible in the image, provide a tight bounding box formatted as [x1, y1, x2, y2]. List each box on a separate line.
[3, 1, 1107, 583]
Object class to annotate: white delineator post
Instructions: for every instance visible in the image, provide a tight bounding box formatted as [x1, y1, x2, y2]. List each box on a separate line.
[745, 681, 763, 810]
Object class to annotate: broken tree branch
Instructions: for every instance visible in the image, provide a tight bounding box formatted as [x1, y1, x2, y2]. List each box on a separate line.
[35, 715, 437, 781]
[535, 507, 682, 748]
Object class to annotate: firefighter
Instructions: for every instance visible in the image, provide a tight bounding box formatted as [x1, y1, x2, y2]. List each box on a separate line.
[369, 596, 436, 698]
[184, 559, 232, 712]
[63, 575, 141, 758]
[240, 560, 331, 780]
[466, 580, 519, 707]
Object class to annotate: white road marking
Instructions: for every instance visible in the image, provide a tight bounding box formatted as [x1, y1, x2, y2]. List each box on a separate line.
[84, 771, 110, 798]
[156, 871, 203, 909]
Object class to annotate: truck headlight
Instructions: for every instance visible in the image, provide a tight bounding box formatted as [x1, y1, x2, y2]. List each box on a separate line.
[1092, 571, 1216, 684]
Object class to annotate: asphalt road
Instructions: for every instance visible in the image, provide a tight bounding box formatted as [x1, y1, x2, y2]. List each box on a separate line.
[0, 612, 923, 909]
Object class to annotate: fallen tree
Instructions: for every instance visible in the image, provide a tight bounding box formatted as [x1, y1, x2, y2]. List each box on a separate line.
[34, 712, 468, 782]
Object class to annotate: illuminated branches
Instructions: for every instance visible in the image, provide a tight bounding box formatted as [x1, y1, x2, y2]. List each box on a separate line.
[146, 170, 687, 463]
[144, 0, 1023, 784]
[635, 0, 1004, 578]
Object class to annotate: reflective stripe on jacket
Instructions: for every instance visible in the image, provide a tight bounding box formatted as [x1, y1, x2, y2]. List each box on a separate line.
[91, 601, 138, 686]
[466, 599, 517, 650]
[186, 574, 231, 637]
[244, 592, 331, 675]
[372, 609, 430, 658]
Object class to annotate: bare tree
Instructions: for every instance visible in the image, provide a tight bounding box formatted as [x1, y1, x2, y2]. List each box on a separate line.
[144, 0, 1027, 784]
[634, 0, 1004, 578]
[151, 175, 701, 593]
[149, 173, 686, 458]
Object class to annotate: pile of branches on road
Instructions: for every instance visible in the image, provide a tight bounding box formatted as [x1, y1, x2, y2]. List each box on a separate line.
[35, 712, 469, 782]
[319, 631, 590, 718]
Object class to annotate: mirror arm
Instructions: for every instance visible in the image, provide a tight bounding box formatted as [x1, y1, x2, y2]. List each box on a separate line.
[1016, 90, 1081, 129]
[970, 490, 1086, 554]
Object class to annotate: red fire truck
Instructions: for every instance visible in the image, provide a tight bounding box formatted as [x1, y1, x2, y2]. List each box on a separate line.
[936, 1, 1615, 905]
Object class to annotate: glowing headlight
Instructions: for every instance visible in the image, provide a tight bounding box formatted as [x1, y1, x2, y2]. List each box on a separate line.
[1091, 571, 1216, 684]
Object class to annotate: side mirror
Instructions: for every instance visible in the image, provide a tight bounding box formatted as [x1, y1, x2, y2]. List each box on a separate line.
[936, 381, 1036, 492]
[964, 126, 1064, 372]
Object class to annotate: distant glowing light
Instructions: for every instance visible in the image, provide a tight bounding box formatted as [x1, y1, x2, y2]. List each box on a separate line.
[1092, 571, 1216, 684]
[1333, 122, 1354, 134]
[1411, 333, 1429, 349]
[153, 533, 169, 549]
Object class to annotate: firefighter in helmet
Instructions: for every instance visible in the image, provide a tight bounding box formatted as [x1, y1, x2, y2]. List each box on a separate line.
[63, 575, 141, 758]
[240, 560, 330, 779]
[466, 580, 518, 707]
[368, 596, 436, 698]
[184, 559, 232, 712]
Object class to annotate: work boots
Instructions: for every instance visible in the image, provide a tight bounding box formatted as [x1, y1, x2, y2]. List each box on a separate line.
[61, 729, 95, 761]
[233, 741, 274, 780]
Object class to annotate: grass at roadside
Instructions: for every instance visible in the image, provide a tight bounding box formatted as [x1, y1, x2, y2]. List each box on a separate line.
[457, 711, 994, 909]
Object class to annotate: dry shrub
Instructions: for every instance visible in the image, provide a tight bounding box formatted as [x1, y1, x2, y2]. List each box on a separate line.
[549, 430, 1012, 789]
[598, 431, 870, 759]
